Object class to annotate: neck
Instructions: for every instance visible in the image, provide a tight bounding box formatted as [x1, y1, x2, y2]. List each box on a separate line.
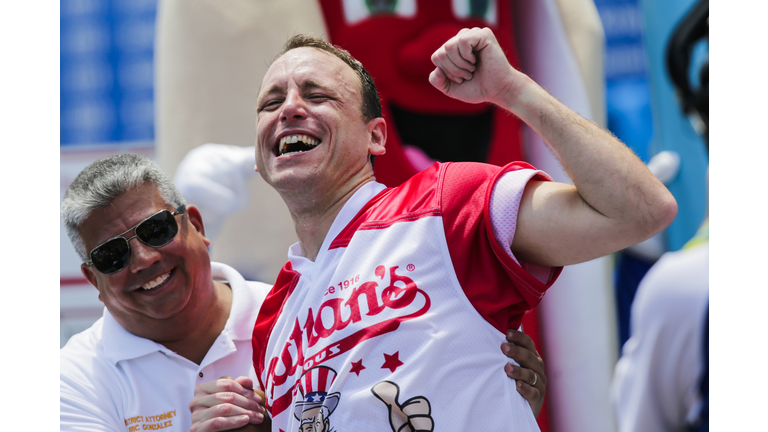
[151, 281, 232, 365]
[283, 177, 374, 261]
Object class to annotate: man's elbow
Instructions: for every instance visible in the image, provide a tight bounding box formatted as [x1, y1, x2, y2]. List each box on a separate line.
[645, 191, 678, 237]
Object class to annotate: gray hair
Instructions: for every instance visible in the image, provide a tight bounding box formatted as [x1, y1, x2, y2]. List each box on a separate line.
[61, 153, 186, 261]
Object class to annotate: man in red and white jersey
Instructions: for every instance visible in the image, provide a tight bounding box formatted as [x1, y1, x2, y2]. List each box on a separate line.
[192, 27, 677, 432]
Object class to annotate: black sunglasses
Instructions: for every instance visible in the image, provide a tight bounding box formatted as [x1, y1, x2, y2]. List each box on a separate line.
[84, 205, 186, 275]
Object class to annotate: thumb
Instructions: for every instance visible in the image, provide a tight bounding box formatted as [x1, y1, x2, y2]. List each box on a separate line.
[372, 381, 408, 431]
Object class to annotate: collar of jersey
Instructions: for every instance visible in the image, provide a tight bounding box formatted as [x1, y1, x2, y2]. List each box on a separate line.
[287, 180, 387, 277]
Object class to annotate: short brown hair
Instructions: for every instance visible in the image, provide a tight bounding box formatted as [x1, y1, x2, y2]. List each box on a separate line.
[275, 34, 382, 123]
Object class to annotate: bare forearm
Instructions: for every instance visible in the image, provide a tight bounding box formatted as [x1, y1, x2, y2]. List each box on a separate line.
[497, 75, 677, 242]
[430, 27, 677, 265]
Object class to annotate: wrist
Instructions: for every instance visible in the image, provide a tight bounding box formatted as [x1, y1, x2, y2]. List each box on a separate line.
[495, 75, 558, 130]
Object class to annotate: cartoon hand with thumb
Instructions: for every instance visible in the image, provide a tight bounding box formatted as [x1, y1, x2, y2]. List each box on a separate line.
[371, 381, 434, 432]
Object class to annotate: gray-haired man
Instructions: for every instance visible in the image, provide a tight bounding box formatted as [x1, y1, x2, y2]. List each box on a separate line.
[60, 154, 270, 431]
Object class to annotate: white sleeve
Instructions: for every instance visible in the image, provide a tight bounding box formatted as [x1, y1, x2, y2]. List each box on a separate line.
[611, 246, 709, 432]
[60, 396, 125, 431]
[489, 168, 552, 283]
[61, 370, 125, 431]
[173, 143, 257, 240]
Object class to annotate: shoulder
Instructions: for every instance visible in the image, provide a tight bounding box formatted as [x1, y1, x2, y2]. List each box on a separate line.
[61, 320, 124, 425]
[211, 261, 272, 297]
[60, 318, 106, 374]
[633, 244, 709, 322]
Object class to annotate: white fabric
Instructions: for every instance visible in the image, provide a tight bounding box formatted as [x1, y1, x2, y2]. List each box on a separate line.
[266, 176, 540, 431]
[173, 144, 257, 240]
[490, 169, 553, 283]
[60, 262, 271, 432]
[611, 243, 709, 432]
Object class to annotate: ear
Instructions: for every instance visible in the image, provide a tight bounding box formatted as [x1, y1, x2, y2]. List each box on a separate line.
[367, 117, 387, 156]
[185, 205, 211, 247]
[81, 264, 104, 302]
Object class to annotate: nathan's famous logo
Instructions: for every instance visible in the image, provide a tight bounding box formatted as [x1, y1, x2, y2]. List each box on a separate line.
[266, 265, 431, 415]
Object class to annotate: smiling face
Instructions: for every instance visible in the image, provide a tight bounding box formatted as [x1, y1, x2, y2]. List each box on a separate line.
[255, 47, 386, 201]
[79, 182, 214, 339]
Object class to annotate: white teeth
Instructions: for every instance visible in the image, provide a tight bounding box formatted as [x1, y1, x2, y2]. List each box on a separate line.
[142, 271, 171, 290]
[278, 134, 319, 155]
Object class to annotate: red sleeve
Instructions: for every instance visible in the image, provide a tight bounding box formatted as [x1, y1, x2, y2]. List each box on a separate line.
[440, 162, 562, 332]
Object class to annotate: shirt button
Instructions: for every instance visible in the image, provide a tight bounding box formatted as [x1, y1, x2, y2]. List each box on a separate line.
[199, 372, 204, 378]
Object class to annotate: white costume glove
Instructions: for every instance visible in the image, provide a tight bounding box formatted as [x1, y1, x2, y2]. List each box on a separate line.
[173, 143, 256, 240]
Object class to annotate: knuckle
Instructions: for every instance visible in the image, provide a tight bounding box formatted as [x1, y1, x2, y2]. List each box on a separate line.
[217, 403, 235, 416]
[214, 391, 237, 403]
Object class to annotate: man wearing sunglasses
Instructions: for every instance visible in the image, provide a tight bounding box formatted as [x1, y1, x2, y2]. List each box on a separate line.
[60, 154, 272, 431]
[60, 154, 548, 431]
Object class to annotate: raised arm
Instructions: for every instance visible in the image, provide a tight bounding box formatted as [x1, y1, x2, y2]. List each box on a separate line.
[430, 27, 677, 267]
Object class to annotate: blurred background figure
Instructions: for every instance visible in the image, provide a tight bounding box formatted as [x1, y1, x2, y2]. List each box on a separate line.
[612, 1, 709, 431]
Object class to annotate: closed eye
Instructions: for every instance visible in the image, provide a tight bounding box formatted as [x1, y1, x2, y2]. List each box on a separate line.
[258, 99, 283, 112]
[307, 94, 332, 102]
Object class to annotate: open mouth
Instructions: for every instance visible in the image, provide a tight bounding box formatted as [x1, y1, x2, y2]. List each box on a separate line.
[278, 134, 321, 156]
[389, 104, 493, 162]
[139, 269, 173, 291]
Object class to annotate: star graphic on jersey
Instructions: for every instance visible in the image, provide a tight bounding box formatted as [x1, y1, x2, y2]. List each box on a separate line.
[350, 359, 366, 376]
[381, 351, 404, 373]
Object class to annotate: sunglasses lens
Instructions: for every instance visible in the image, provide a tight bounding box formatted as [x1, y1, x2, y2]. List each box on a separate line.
[136, 210, 179, 247]
[91, 239, 131, 274]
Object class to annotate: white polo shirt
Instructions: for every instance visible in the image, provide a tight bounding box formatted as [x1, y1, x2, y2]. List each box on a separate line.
[60, 262, 271, 432]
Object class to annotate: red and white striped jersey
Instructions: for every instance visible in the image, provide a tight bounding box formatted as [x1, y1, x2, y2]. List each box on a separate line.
[253, 162, 561, 432]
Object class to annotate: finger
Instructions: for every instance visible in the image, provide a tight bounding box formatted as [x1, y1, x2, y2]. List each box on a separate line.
[504, 359, 547, 390]
[515, 378, 542, 407]
[233, 377, 263, 404]
[191, 391, 265, 414]
[190, 414, 252, 432]
[431, 46, 471, 82]
[505, 364, 544, 395]
[233, 376, 255, 391]
[501, 339, 546, 387]
[194, 377, 244, 397]
[191, 401, 265, 426]
[456, 33, 477, 66]
[444, 37, 476, 73]
[501, 343, 538, 370]
[506, 328, 537, 353]
[428, 68, 451, 94]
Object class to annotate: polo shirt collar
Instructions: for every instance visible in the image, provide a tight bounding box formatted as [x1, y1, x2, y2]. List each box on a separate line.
[212, 261, 260, 341]
[101, 307, 168, 365]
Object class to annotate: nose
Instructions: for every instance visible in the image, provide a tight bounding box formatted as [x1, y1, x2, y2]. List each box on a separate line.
[280, 90, 307, 122]
[127, 238, 162, 273]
